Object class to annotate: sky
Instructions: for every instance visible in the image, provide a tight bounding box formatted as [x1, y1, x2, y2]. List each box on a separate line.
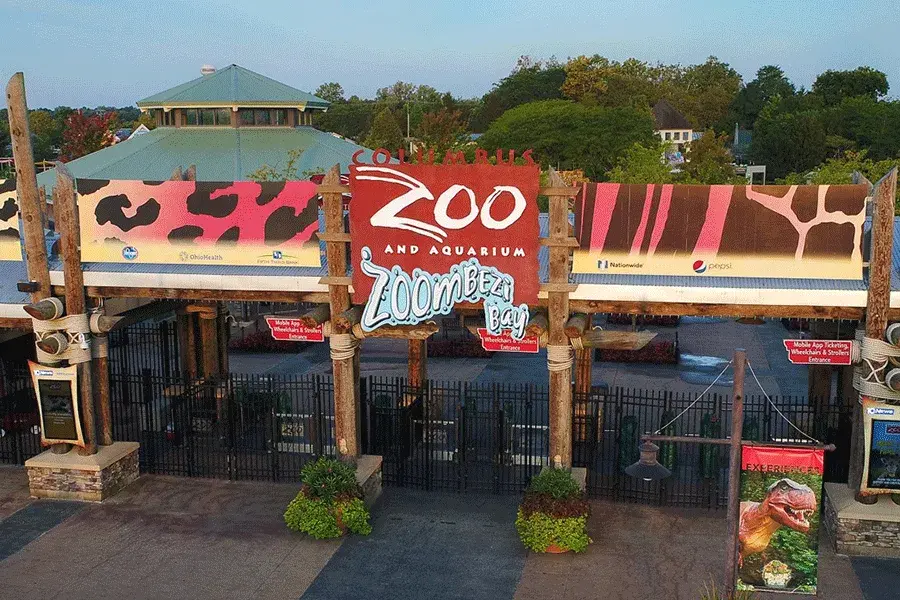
[1, 0, 897, 109]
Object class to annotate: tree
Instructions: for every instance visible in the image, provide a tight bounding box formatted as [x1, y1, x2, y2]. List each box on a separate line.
[364, 108, 404, 152]
[681, 130, 739, 184]
[812, 67, 889, 105]
[59, 109, 117, 162]
[315, 82, 345, 104]
[247, 148, 322, 181]
[478, 100, 655, 180]
[749, 107, 826, 179]
[470, 56, 566, 132]
[313, 98, 376, 141]
[729, 65, 795, 128]
[415, 108, 468, 154]
[606, 141, 676, 184]
[676, 56, 742, 130]
[28, 109, 60, 161]
[777, 150, 900, 209]
[825, 96, 900, 161]
[134, 111, 157, 131]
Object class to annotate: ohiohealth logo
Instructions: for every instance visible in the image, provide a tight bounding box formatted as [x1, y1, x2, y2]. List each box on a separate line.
[692, 260, 707, 274]
[122, 246, 138, 260]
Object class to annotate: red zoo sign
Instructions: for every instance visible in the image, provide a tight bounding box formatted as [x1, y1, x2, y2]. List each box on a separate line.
[348, 162, 541, 307]
[477, 328, 540, 353]
[783, 339, 853, 365]
[265, 317, 325, 343]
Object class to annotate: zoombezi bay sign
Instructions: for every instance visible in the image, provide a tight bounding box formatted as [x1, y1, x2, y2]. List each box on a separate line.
[349, 151, 540, 340]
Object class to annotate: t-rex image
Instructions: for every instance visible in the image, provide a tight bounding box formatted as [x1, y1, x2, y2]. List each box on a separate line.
[739, 478, 817, 563]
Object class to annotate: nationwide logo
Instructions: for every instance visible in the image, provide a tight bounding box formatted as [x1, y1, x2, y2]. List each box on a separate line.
[122, 246, 138, 260]
[693, 260, 707, 274]
[597, 259, 609, 270]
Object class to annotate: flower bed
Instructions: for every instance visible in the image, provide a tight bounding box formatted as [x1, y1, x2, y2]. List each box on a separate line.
[284, 458, 372, 539]
[516, 468, 591, 553]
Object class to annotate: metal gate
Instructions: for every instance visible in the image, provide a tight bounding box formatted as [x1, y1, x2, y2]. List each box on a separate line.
[111, 370, 335, 482]
[364, 377, 549, 493]
[0, 369, 41, 465]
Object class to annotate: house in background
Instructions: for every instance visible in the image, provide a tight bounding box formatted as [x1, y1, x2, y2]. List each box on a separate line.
[37, 64, 376, 193]
[652, 99, 693, 152]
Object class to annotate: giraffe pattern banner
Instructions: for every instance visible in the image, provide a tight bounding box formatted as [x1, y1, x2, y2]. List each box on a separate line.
[572, 183, 868, 279]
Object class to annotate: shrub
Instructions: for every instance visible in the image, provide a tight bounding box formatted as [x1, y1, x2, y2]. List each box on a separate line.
[516, 467, 591, 552]
[283, 458, 372, 539]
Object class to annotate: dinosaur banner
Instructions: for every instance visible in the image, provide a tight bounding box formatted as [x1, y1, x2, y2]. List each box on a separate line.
[738, 445, 824, 595]
[76, 179, 321, 266]
[860, 397, 900, 494]
[0, 180, 23, 261]
[573, 183, 867, 279]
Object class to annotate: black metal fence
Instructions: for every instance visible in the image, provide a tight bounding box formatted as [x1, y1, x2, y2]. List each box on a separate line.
[364, 377, 550, 493]
[109, 322, 180, 380]
[110, 370, 334, 482]
[573, 387, 852, 508]
[0, 365, 40, 465]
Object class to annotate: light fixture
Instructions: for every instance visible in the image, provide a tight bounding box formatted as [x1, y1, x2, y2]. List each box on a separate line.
[625, 441, 671, 482]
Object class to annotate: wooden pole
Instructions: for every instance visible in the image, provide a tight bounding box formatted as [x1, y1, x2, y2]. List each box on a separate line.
[198, 311, 219, 378]
[322, 165, 359, 460]
[6, 73, 51, 300]
[217, 302, 229, 376]
[90, 298, 113, 446]
[55, 164, 97, 455]
[850, 168, 896, 503]
[724, 349, 746, 598]
[408, 339, 427, 390]
[546, 169, 577, 467]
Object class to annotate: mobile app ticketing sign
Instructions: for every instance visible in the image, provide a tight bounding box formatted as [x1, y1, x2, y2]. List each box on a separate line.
[349, 150, 540, 340]
[783, 339, 854, 365]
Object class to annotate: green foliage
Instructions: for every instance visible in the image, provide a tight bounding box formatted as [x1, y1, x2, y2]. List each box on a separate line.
[606, 141, 676, 184]
[313, 100, 376, 141]
[284, 494, 371, 539]
[812, 67, 889, 106]
[777, 150, 900, 209]
[527, 467, 581, 500]
[247, 148, 322, 182]
[314, 82, 345, 104]
[300, 457, 360, 502]
[471, 56, 566, 132]
[729, 65, 796, 129]
[365, 108, 405, 152]
[681, 130, 741, 184]
[479, 99, 655, 180]
[701, 578, 757, 600]
[515, 509, 590, 553]
[415, 108, 469, 154]
[750, 108, 826, 179]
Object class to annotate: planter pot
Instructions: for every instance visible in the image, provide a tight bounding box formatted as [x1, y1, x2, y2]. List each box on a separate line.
[762, 572, 790, 588]
[545, 544, 570, 554]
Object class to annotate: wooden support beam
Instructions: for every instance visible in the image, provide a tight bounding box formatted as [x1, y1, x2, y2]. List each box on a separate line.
[408, 339, 427, 390]
[198, 310, 219, 379]
[55, 163, 97, 455]
[334, 305, 363, 331]
[177, 312, 198, 377]
[577, 329, 657, 350]
[567, 299, 865, 321]
[90, 300, 112, 446]
[75, 286, 330, 304]
[564, 313, 590, 338]
[526, 311, 548, 338]
[216, 302, 229, 376]
[299, 303, 330, 327]
[170, 166, 183, 181]
[850, 168, 896, 502]
[6, 73, 51, 301]
[352, 322, 438, 340]
[322, 165, 359, 460]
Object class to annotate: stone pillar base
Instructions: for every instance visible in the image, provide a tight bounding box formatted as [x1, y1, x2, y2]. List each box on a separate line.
[355, 455, 382, 505]
[823, 482, 900, 557]
[25, 441, 140, 502]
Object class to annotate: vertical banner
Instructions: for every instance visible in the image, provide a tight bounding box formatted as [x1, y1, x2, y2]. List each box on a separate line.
[28, 361, 85, 448]
[861, 397, 900, 494]
[0, 179, 23, 261]
[76, 179, 321, 266]
[738, 445, 824, 595]
[348, 159, 540, 340]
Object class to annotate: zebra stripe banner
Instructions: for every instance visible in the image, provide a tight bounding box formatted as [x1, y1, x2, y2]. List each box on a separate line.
[572, 183, 867, 279]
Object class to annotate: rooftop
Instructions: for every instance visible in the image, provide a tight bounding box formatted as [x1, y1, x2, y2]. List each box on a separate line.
[652, 99, 692, 131]
[136, 64, 329, 110]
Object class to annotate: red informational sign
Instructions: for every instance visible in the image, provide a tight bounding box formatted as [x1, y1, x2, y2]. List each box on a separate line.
[783, 339, 853, 365]
[477, 328, 540, 353]
[265, 317, 325, 342]
[348, 161, 541, 306]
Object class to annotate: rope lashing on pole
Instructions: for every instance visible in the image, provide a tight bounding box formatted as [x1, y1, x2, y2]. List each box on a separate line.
[547, 344, 574, 372]
[854, 333, 900, 401]
[329, 333, 358, 361]
[31, 313, 92, 364]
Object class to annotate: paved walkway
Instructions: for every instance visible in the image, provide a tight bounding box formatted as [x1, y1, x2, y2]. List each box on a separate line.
[0, 468, 895, 600]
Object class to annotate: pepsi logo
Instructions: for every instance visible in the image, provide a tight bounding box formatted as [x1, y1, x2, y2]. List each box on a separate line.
[692, 260, 706, 274]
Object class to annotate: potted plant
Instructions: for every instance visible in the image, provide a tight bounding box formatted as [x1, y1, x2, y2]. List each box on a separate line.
[284, 457, 372, 539]
[515, 467, 591, 553]
[761, 560, 792, 589]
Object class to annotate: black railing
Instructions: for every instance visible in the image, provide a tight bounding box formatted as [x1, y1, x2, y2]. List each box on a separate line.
[364, 377, 550, 494]
[572, 388, 852, 508]
[110, 370, 335, 482]
[109, 321, 180, 380]
[0, 365, 41, 465]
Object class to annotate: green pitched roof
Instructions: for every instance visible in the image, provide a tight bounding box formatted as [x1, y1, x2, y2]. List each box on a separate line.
[136, 64, 329, 109]
[37, 126, 372, 192]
